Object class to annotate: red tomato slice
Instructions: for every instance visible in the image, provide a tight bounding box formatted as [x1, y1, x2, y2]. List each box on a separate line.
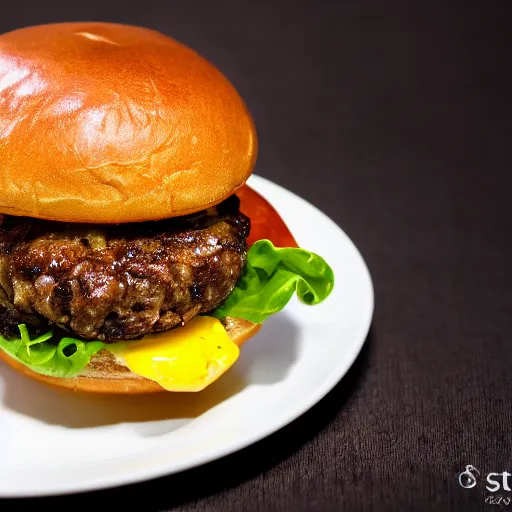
[237, 185, 298, 248]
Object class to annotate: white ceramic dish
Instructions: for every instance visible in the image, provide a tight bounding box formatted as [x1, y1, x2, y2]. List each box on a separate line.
[0, 175, 373, 497]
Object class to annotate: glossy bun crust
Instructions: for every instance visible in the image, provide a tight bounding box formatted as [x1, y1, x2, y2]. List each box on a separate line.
[0, 317, 261, 394]
[0, 23, 257, 223]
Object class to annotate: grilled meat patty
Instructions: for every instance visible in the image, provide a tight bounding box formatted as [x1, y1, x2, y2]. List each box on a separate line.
[0, 195, 249, 341]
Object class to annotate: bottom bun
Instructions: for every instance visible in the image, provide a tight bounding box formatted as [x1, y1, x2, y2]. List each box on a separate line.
[0, 317, 261, 394]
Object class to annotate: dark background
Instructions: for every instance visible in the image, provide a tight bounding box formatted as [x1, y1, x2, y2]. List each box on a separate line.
[2, 1, 512, 510]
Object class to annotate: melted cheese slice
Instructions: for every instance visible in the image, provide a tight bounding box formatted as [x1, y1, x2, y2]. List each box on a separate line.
[109, 316, 239, 392]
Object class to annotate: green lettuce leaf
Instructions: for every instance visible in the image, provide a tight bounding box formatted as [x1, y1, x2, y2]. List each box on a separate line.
[0, 325, 104, 378]
[213, 239, 334, 323]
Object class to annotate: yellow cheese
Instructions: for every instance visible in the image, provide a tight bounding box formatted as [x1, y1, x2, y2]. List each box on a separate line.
[109, 316, 239, 392]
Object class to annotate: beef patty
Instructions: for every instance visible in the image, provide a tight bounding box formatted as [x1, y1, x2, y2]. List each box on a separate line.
[0, 195, 249, 341]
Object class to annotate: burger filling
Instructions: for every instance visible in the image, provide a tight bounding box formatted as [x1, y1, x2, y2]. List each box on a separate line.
[0, 192, 335, 385]
[0, 195, 248, 341]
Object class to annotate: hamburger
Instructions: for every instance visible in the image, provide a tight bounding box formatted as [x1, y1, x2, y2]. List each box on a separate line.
[0, 22, 334, 393]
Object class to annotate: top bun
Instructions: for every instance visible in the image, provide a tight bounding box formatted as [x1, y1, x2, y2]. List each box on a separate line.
[0, 23, 257, 223]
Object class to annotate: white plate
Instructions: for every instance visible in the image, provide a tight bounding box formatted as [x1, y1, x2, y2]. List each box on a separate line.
[0, 175, 374, 497]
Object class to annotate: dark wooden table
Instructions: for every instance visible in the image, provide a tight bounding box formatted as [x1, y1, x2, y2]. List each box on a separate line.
[2, 1, 511, 510]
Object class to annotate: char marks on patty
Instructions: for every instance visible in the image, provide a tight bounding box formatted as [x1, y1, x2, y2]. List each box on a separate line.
[0, 195, 249, 341]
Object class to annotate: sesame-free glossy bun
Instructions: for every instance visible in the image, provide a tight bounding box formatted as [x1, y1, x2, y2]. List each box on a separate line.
[0, 23, 257, 223]
[0, 317, 261, 394]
